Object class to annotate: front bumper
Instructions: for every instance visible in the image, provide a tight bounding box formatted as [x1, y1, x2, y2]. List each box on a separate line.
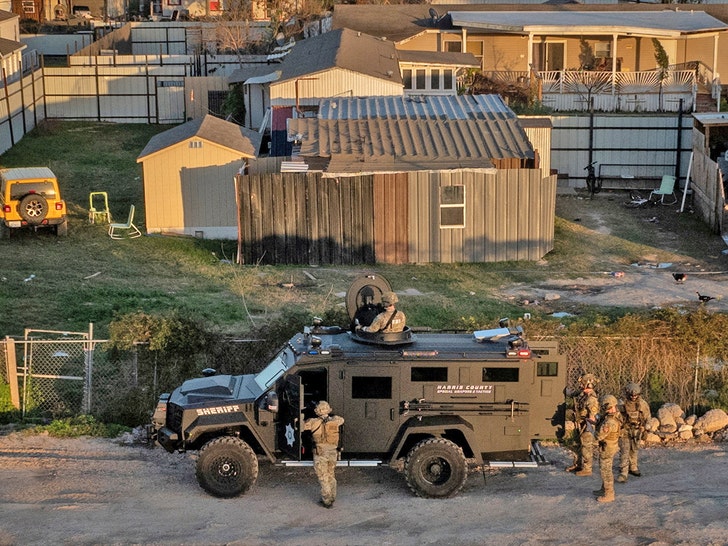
[155, 426, 181, 453]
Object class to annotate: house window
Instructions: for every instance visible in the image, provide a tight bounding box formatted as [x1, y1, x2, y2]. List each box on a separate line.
[415, 69, 426, 90]
[466, 40, 484, 69]
[443, 70, 453, 90]
[403, 69, 412, 89]
[430, 70, 440, 90]
[440, 185, 465, 228]
[594, 42, 611, 59]
[444, 41, 462, 53]
[189, 140, 203, 148]
[22, 0, 35, 12]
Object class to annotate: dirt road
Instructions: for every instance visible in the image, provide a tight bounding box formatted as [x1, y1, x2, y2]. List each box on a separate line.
[1, 432, 727, 546]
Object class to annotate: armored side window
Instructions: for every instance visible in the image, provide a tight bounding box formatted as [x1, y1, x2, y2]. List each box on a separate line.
[482, 367, 518, 382]
[352, 376, 392, 399]
[537, 361, 559, 377]
[411, 367, 448, 382]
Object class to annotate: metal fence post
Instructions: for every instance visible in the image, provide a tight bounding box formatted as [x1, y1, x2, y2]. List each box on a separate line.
[83, 323, 94, 414]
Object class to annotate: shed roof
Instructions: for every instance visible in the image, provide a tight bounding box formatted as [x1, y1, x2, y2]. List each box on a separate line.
[137, 115, 262, 161]
[450, 10, 728, 36]
[275, 28, 402, 85]
[0, 37, 25, 56]
[317, 94, 521, 120]
[288, 117, 536, 173]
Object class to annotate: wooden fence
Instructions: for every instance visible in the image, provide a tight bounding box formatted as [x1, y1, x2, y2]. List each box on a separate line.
[235, 170, 556, 265]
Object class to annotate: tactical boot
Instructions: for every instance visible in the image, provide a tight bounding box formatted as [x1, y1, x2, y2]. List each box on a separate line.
[565, 464, 580, 473]
[575, 468, 592, 477]
[592, 487, 605, 496]
[597, 491, 615, 503]
[629, 469, 641, 477]
[616, 474, 628, 483]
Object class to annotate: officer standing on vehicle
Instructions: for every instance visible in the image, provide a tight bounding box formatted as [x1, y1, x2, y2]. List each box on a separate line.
[357, 291, 406, 333]
[617, 382, 651, 483]
[593, 394, 622, 503]
[565, 373, 600, 476]
[302, 401, 345, 508]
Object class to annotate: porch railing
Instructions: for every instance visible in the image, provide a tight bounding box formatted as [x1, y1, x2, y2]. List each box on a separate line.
[481, 68, 699, 112]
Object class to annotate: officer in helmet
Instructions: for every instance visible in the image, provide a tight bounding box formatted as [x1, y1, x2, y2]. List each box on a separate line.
[357, 291, 406, 333]
[302, 401, 345, 508]
[566, 373, 600, 476]
[594, 394, 622, 503]
[617, 381, 651, 483]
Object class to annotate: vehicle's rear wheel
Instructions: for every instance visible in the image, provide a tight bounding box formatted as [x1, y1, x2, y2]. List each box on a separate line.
[56, 218, 68, 236]
[195, 436, 258, 498]
[404, 438, 468, 499]
[19, 194, 48, 224]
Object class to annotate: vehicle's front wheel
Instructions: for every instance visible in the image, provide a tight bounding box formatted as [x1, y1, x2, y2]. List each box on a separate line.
[195, 436, 259, 498]
[404, 438, 468, 499]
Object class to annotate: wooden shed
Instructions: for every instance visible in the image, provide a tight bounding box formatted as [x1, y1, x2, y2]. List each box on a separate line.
[137, 114, 261, 239]
[235, 169, 556, 265]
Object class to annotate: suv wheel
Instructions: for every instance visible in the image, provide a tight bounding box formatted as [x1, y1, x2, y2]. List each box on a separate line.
[404, 438, 468, 498]
[195, 436, 259, 498]
[19, 194, 49, 224]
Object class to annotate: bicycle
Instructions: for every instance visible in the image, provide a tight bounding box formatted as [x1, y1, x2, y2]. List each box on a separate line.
[584, 161, 602, 197]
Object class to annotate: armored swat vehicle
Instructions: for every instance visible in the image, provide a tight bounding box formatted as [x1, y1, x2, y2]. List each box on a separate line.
[151, 275, 566, 499]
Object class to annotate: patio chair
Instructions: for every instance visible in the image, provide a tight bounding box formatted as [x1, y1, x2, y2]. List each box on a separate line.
[108, 204, 142, 239]
[649, 175, 678, 205]
[88, 191, 111, 224]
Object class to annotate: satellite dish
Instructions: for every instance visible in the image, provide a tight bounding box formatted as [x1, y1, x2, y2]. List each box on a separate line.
[429, 8, 439, 24]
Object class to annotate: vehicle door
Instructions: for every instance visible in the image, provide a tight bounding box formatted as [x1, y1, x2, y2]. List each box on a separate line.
[342, 365, 401, 455]
[277, 374, 303, 459]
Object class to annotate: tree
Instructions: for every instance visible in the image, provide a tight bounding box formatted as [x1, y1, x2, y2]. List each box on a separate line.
[652, 38, 670, 111]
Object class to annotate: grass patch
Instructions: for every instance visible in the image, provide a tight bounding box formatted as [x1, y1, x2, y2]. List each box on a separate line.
[27, 415, 130, 438]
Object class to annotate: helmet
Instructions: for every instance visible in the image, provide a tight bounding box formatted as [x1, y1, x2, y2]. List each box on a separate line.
[600, 394, 618, 411]
[579, 373, 597, 389]
[381, 291, 399, 306]
[625, 382, 641, 397]
[314, 400, 332, 416]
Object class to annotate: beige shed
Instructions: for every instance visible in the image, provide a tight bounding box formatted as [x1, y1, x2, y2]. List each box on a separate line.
[137, 115, 261, 239]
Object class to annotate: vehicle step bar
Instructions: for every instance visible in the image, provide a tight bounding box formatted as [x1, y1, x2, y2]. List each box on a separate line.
[279, 460, 383, 467]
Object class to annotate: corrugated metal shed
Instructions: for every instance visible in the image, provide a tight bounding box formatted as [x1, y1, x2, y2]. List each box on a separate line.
[317, 94, 520, 120]
[289, 117, 536, 173]
[450, 10, 728, 35]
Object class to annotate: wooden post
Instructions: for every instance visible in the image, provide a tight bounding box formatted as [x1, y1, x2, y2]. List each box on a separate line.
[4, 337, 19, 410]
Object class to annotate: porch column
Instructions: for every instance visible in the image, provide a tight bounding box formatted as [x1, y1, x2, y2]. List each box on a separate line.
[714, 34, 720, 81]
[462, 28, 467, 55]
[527, 33, 533, 70]
[612, 33, 619, 97]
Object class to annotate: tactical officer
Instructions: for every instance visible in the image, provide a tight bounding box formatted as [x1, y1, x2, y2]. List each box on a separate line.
[617, 382, 651, 483]
[358, 291, 406, 333]
[566, 373, 600, 476]
[302, 401, 345, 508]
[593, 394, 622, 503]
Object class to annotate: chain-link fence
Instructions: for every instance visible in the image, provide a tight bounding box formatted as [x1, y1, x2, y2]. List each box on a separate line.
[2, 331, 727, 424]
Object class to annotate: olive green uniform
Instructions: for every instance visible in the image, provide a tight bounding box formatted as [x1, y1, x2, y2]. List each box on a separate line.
[574, 390, 599, 475]
[618, 396, 651, 479]
[362, 308, 406, 333]
[303, 413, 344, 507]
[596, 412, 622, 502]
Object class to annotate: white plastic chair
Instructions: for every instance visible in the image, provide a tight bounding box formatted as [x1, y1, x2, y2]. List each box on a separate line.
[108, 204, 142, 239]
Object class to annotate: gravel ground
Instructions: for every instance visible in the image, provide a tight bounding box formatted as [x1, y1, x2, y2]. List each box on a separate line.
[1, 432, 727, 546]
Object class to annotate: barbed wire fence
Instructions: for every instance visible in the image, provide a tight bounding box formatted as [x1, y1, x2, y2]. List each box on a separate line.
[2, 330, 727, 424]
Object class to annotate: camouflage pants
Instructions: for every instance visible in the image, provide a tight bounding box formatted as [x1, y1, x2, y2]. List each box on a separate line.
[619, 429, 640, 474]
[578, 430, 595, 471]
[599, 442, 619, 495]
[313, 444, 338, 504]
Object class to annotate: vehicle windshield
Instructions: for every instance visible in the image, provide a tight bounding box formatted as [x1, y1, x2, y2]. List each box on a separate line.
[254, 348, 295, 391]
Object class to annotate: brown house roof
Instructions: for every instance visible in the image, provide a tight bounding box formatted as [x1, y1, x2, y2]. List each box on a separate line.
[137, 115, 262, 161]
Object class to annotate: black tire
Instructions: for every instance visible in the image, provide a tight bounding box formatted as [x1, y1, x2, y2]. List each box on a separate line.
[404, 438, 468, 499]
[56, 218, 68, 236]
[196, 437, 258, 498]
[18, 194, 48, 224]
